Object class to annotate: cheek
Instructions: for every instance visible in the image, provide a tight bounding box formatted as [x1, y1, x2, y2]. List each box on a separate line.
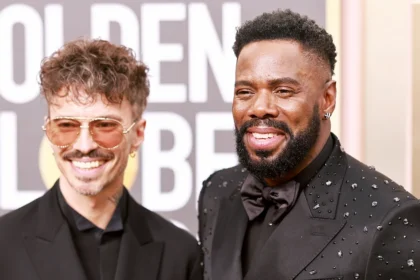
[55, 146, 68, 159]
[113, 145, 130, 162]
[232, 100, 248, 122]
[110, 150, 130, 174]
[294, 104, 317, 128]
[279, 101, 312, 129]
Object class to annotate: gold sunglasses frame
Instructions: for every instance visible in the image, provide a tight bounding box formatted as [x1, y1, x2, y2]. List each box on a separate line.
[41, 116, 137, 150]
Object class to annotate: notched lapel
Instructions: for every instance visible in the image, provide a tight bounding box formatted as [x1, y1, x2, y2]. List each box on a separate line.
[211, 194, 248, 280]
[245, 196, 347, 280]
[23, 219, 88, 280]
[304, 138, 348, 219]
[22, 184, 88, 280]
[114, 226, 164, 280]
[114, 194, 164, 280]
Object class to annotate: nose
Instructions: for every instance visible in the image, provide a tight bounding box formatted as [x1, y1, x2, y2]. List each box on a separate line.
[71, 124, 98, 154]
[248, 91, 279, 119]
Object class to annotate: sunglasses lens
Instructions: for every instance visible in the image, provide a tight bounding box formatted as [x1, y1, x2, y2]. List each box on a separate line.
[90, 119, 124, 148]
[45, 119, 81, 147]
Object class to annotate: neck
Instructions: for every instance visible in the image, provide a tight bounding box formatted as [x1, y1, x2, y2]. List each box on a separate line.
[264, 131, 331, 187]
[59, 178, 124, 229]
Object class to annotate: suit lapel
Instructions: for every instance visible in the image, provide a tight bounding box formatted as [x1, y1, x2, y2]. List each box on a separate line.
[22, 184, 88, 280]
[245, 136, 349, 280]
[114, 194, 164, 280]
[303, 137, 348, 220]
[211, 191, 248, 280]
[244, 195, 346, 280]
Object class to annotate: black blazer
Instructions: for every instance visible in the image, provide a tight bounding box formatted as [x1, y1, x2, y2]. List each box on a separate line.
[0, 184, 203, 280]
[198, 135, 420, 280]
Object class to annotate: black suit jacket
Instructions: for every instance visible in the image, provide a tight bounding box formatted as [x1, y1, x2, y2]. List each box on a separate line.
[198, 135, 420, 280]
[0, 184, 202, 280]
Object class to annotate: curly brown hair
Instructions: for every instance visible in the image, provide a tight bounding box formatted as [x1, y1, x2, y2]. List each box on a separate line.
[39, 38, 149, 117]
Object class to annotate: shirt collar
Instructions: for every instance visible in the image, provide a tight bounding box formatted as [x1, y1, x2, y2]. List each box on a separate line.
[57, 184, 128, 233]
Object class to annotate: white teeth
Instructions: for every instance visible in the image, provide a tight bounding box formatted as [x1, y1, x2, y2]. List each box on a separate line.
[252, 133, 276, 139]
[72, 161, 104, 169]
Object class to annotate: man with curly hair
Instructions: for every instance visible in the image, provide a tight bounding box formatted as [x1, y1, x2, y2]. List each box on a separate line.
[198, 9, 420, 280]
[0, 38, 202, 280]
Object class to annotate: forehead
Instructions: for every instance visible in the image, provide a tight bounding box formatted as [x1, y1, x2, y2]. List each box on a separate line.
[48, 89, 132, 119]
[236, 40, 323, 82]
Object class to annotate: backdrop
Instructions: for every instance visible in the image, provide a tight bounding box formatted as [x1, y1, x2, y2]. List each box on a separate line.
[0, 0, 326, 235]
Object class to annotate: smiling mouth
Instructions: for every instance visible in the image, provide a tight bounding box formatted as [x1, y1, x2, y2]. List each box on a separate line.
[252, 132, 278, 139]
[71, 160, 105, 169]
[245, 131, 286, 151]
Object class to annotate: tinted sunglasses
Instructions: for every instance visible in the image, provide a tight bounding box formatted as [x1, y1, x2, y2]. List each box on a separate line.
[42, 116, 137, 149]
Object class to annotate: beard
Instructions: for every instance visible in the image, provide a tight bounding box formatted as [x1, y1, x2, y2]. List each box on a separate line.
[235, 104, 321, 180]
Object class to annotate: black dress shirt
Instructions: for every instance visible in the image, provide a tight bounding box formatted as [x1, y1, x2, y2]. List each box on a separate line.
[241, 136, 334, 276]
[57, 187, 128, 280]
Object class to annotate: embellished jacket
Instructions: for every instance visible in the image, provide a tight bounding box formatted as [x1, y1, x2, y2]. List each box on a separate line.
[198, 135, 420, 280]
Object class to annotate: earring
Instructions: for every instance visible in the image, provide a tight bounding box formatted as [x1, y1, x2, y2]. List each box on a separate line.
[323, 112, 332, 120]
[129, 151, 136, 158]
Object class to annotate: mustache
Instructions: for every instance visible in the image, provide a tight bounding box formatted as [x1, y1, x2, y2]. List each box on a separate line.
[63, 149, 114, 161]
[237, 118, 293, 138]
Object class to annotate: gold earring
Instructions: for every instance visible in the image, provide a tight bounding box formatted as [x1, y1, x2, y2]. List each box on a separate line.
[130, 151, 136, 158]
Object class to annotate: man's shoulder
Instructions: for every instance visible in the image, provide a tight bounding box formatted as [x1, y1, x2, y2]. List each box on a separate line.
[344, 154, 413, 197]
[341, 153, 416, 217]
[138, 204, 198, 247]
[0, 197, 41, 238]
[204, 164, 246, 181]
[199, 164, 247, 199]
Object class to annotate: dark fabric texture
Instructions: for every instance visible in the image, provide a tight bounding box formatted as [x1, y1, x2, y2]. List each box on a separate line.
[198, 133, 420, 280]
[0, 182, 203, 280]
[240, 136, 333, 276]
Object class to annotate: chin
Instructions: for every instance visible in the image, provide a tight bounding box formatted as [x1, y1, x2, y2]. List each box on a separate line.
[69, 178, 105, 196]
[248, 147, 279, 160]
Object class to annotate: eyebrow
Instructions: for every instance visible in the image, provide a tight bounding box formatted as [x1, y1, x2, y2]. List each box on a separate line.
[234, 77, 301, 88]
[234, 80, 253, 87]
[268, 77, 300, 87]
[97, 114, 124, 122]
[53, 114, 124, 122]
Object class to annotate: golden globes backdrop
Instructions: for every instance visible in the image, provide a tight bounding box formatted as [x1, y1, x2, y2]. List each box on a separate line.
[0, 0, 326, 234]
